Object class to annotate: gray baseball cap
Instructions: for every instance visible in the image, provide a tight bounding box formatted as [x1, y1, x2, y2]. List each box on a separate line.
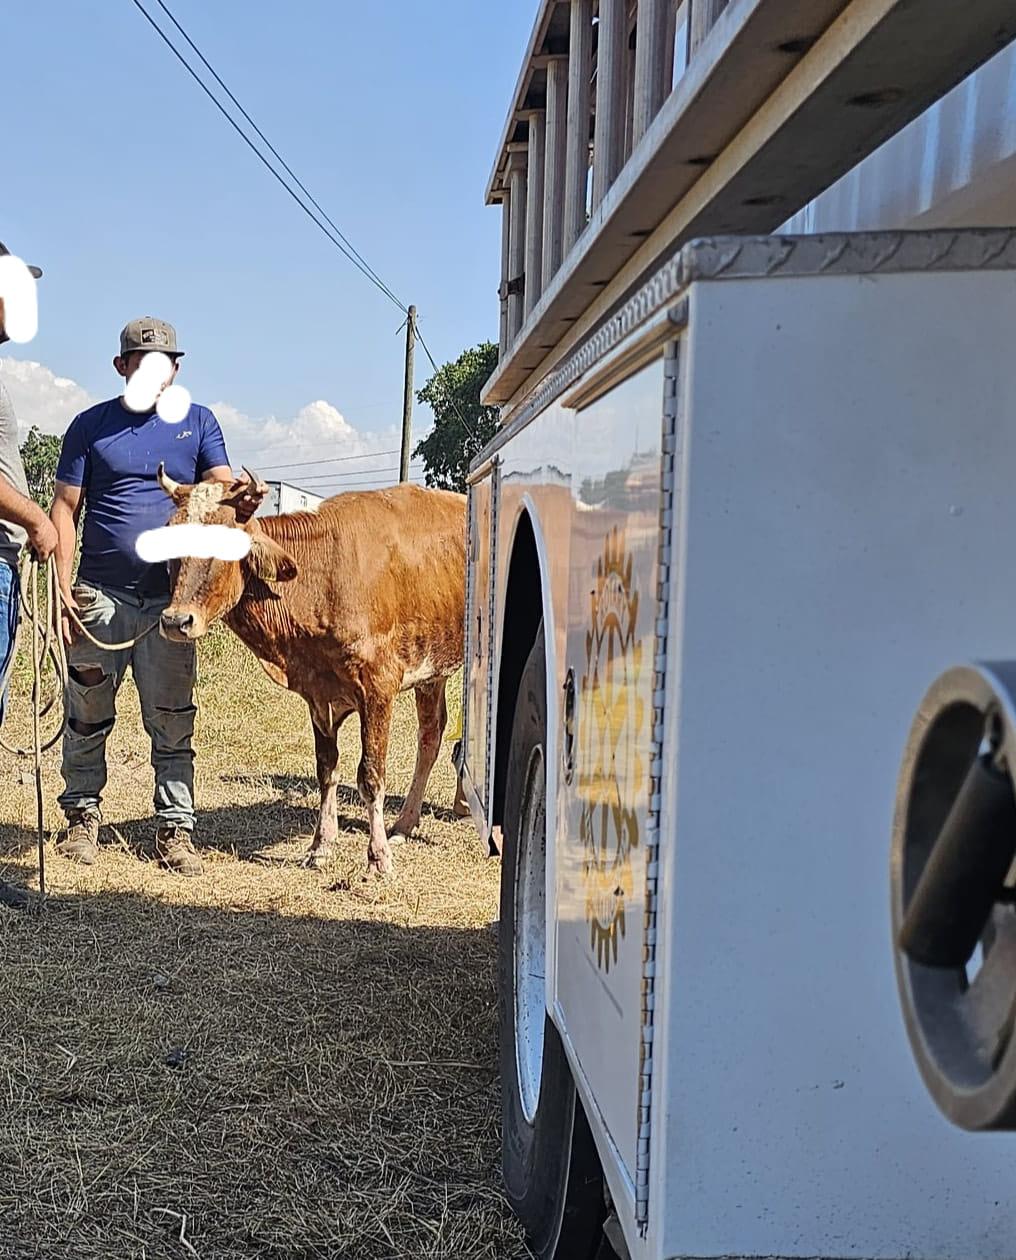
[119, 316, 184, 358]
[0, 240, 41, 279]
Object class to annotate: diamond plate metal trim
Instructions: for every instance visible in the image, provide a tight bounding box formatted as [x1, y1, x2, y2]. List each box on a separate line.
[635, 339, 681, 1233]
[483, 458, 502, 818]
[461, 483, 477, 769]
[474, 226, 1016, 471]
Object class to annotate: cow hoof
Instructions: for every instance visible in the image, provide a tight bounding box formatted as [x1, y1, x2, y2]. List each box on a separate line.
[302, 850, 330, 870]
[368, 847, 394, 878]
[390, 816, 419, 842]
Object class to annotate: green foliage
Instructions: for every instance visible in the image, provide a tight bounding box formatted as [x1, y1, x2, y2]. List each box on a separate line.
[413, 342, 499, 492]
[19, 426, 62, 508]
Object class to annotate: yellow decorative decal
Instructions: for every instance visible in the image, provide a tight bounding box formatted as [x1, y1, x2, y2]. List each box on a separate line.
[579, 527, 644, 971]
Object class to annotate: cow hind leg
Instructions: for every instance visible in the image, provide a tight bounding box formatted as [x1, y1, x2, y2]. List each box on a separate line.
[391, 679, 448, 839]
[303, 709, 345, 870]
[357, 693, 395, 876]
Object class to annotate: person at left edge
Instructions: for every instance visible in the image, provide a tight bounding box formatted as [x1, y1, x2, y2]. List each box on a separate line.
[49, 316, 234, 877]
[0, 241, 57, 910]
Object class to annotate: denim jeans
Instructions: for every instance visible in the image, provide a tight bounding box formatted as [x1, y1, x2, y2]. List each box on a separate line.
[0, 561, 18, 727]
[58, 581, 197, 830]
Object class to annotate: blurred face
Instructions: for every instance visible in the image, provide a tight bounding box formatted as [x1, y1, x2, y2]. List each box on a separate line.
[114, 349, 180, 389]
[155, 475, 297, 641]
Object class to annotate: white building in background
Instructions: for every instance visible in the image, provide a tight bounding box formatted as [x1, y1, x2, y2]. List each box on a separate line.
[256, 480, 323, 517]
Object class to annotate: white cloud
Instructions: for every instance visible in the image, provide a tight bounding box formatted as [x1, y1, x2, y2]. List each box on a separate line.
[2, 357, 95, 436]
[1, 358, 421, 494]
[213, 398, 408, 492]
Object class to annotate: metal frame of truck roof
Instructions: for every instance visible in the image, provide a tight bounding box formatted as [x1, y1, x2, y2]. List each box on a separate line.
[485, 0, 1016, 414]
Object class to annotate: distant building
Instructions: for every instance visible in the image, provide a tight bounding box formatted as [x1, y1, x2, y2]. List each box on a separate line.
[256, 480, 324, 517]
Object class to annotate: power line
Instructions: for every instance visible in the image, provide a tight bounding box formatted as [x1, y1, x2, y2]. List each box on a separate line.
[133, 0, 480, 465]
[285, 462, 422, 486]
[149, 0, 405, 313]
[311, 471, 425, 486]
[250, 448, 403, 473]
[308, 475, 427, 493]
[415, 323, 477, 441]
[129, 0, 407, 314]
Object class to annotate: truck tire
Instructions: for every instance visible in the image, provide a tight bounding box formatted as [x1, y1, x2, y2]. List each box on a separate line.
[499, 627, 607, 1259]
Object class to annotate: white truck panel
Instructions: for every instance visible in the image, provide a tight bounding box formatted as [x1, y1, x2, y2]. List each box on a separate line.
[465, 230, 1016, 1260]
[557, 359, 666, 1189]
[653, 268, 1016, 1259]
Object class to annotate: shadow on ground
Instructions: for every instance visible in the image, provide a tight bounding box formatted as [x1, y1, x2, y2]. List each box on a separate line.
[0, 888, 524, 1260]
[0, 791, 462, 866]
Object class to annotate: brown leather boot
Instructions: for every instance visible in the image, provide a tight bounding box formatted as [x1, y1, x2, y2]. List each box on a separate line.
[154, 826, 203, 877]
[55, 810, 101, 865]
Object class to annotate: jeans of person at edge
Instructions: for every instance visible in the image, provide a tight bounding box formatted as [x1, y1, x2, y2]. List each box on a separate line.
[58, 581, 197, 830]
[0, 560, 19, 727]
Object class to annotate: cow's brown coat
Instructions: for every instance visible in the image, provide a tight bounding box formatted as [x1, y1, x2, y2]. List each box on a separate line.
[158, 476, 466, 875]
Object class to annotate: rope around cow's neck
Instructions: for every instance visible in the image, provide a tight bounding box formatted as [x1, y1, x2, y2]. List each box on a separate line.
[0, 554, 161, 899]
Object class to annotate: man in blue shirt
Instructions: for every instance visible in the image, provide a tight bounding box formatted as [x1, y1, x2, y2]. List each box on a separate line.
[51, 316, 234, 876]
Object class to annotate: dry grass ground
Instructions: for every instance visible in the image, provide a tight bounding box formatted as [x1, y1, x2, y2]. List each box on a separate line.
[0, 624, 529, 1260]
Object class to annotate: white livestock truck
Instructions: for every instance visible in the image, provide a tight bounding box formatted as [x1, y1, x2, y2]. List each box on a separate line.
[453, 3, 1016, 1258]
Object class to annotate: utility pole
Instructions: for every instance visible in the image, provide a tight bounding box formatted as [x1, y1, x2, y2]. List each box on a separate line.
[400, 305, 417, 482]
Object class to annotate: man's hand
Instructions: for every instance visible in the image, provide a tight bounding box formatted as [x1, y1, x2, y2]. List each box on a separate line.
[27, 514, 57, 562]
[59, 585, 80, 646]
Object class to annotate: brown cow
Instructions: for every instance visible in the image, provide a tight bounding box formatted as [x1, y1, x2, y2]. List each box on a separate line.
[154, 468, 466, 876]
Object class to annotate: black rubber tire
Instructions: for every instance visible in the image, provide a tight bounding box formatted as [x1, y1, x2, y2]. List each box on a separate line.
[499, 626, 606, 1259]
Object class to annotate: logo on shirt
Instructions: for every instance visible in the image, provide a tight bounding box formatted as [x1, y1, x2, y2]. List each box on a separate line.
[176, 430, 193, 439]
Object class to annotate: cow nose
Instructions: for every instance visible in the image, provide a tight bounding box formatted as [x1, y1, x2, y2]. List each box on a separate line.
[161, 610, 194, 634]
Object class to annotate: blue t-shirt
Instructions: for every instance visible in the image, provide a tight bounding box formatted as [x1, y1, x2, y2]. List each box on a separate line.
[57, 398, 230, 596]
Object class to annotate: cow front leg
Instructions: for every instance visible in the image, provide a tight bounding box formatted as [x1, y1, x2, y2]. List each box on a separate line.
[391, 679, 447, 839]
[304, 710, 342, 869]
[357, 693, 395, 876]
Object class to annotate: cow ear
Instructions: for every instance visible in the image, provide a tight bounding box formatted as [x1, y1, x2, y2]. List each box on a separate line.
[247, 535, 298, 583]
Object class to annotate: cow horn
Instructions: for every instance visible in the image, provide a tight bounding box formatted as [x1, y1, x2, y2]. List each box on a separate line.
[157, 463, 181, 498]
[242, 466, 267, 494]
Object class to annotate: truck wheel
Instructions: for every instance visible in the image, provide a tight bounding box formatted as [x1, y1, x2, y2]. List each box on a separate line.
[499, 627, 606, 1258]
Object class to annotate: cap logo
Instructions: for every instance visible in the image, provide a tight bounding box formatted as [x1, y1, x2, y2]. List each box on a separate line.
[141, 327, 169, 346]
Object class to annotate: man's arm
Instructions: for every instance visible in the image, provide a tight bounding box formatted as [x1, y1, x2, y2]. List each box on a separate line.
[0, 475, 57, 559]
[195, 409, 234, 488]
[50, 480, 83, 598]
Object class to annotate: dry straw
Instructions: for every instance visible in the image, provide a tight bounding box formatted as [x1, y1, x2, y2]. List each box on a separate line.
[0, 625, 528, 1259]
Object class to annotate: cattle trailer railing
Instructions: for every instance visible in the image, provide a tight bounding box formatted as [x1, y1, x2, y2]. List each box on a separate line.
[455, 225, 1016, 1260]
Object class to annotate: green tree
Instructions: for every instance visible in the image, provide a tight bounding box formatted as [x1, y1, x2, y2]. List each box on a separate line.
[19, 426, 62, 508]
[414, 342, 499, 492]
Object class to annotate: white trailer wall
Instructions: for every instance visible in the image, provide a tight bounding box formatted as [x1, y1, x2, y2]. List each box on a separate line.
[784, 44, 1016, 234]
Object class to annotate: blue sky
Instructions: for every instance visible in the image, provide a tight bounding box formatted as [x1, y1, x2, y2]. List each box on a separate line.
[2, 1, 532, 486]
